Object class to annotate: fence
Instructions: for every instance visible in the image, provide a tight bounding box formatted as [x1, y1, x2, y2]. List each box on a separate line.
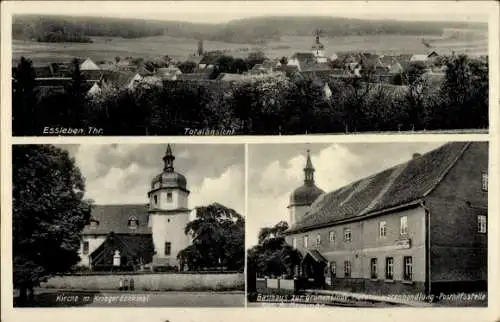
[256, 277, 298, 291]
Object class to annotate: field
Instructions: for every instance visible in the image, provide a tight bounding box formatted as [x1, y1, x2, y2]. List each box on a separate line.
[12, 27, 488, 66]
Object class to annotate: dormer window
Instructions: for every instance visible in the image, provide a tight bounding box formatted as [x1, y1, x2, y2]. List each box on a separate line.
[90, 220, 99, 229]
[128, 217, 139, 229]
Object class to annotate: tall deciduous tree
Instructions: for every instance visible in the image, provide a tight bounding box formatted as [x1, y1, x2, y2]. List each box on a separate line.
[178, 203, 244, 271]
[439, 55, 488, 129]
[67, 58, 87, 127]
[247, 221, 302, 279]
[12, 57, 37, 135]
[404, 61, 428, 85]
[13, 145, 91, 305]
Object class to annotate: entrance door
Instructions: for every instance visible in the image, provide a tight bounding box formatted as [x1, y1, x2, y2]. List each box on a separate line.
[301, 255, 326, 288]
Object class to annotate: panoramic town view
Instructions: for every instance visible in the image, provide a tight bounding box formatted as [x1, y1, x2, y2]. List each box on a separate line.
[11, 4, 489, 135]
[12, 143, 245, 307]
[247, 142, 488, 307]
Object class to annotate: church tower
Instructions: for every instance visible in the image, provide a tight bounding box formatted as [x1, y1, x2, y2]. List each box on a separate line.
[311, 29, 325, 58]
[148, 144, 191, 269]
[197, 39, 204, 56]
[288, 149, 325, 226]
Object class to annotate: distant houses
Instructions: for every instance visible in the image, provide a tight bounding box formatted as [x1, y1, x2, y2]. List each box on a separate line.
[14, 33, 476, 104]
[15, 57, 186, 97]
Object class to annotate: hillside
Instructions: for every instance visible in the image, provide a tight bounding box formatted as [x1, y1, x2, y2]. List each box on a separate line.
[12, 14, 487, 44]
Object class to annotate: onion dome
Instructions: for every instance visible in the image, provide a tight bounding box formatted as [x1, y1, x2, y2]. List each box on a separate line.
[312, 33, 325, 51]
[289, 149, 325, 207]
[151, 144, 188, 191]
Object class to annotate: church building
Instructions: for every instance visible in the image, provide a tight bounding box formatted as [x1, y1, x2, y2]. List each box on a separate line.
[284, 142, 488, 296]
[78, 144, 193, 271]
[288, 31, 331, 71]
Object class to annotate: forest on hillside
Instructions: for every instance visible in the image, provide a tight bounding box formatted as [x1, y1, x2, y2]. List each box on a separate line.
[12, 14, 487, 44]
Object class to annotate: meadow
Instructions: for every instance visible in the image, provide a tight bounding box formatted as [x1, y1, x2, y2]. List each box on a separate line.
[12, 27, 487, 66]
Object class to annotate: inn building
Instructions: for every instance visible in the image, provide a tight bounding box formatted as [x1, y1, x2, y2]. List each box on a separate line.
[284, 142, 488, 296]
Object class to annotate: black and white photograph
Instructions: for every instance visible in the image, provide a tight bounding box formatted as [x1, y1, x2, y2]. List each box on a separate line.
[246, 141, 488, 307]
[12, 143, 245, 307]
[9, 1, 490, 136]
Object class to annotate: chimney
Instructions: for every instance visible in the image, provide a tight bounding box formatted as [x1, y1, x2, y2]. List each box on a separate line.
[412, 153, 422, 159]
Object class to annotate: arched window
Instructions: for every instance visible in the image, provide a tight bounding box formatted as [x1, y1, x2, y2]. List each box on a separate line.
[128, 216, 139, 229]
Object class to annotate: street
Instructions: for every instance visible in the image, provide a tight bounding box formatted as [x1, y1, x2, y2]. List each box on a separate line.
[16, 289, 245, 307]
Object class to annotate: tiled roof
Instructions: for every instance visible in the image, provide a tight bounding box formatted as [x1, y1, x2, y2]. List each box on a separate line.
[102, 71, 135, 88]
[176, 73, 210, 81]
[81, 70, 103, 81]
[83, 204, 151, 235]
[136, 67, 154, 77]
[303, 249, 327, 263]
[287, 142, 474, 234]
[34, 66, 53, 78]
[292, 52, 316, 60]
[90, 233, 154, 266]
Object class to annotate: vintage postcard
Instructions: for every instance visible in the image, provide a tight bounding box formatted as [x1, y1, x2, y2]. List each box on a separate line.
[10, 143, 245, 307]
[5, 1, 491, 136]
[1, 1, 499, 322]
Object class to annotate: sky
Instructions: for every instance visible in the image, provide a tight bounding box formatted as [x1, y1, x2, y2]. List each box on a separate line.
[246, 141, 449, 247]
[7, 1, 491, 23]
[57, 144, 245, 216]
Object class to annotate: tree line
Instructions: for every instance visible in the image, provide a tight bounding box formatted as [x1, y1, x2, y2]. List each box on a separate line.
[12, 54, 488, 136]
[13, 14, 486, 44]
[13, 15, 165, 41]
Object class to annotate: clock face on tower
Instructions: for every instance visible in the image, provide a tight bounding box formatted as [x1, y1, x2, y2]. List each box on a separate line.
[154, 182, 160, 189]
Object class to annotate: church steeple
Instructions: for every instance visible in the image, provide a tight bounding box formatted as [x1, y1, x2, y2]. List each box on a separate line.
[304, 149, 315, 185]
[163, 144, 175, 172]
[311, 29, 325, 57]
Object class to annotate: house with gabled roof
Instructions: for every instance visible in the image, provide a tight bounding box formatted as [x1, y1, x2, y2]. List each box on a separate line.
[288, 52, 317, 72]
[80, 58, 100, 71]
[199, 53, 223, 69]
[284, 142, 488, 297]
[126, 67, 161, 89]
